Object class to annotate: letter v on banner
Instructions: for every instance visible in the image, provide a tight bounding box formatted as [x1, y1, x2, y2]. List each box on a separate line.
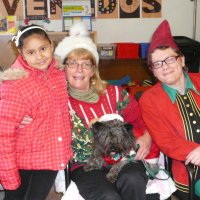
[3, 0, 19, 15]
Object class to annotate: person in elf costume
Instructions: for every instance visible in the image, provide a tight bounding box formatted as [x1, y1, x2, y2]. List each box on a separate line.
[139, 19, 200, 200]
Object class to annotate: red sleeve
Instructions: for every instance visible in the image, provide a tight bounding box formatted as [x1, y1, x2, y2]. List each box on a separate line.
[0, 83, 26, 189]
[139, 90, 199, 161]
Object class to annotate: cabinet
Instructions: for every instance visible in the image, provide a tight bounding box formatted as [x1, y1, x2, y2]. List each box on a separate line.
[173, 36, 200, 72]
[99, 59, 153, 82]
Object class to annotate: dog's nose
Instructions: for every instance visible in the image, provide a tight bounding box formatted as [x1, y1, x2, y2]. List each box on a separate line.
[109, 146, 119, 154]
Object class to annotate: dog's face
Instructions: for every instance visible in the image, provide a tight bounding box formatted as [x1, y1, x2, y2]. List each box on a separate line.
[91, 119, 135, 157]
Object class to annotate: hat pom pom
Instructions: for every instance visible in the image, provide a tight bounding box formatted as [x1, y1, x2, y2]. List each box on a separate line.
[69, 22, 89, 37]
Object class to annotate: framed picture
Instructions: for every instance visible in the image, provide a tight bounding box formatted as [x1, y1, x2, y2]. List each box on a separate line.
[0, 16, 16, 34]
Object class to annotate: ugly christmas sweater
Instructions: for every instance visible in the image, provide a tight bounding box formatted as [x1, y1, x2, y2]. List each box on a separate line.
[68, 84, 159, 170]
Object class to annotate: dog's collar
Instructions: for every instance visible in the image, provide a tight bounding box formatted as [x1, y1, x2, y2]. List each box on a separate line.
[103, 148, 136, 165]
[123, 149, 136, 161]
[103, 154, 122, 165]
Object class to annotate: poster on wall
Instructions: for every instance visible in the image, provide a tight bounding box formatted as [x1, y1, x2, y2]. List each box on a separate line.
[24, 0, 49, 20]
[97, 0, 118, 19]
[62, 0, 91, 17]
[0, 16, 17, 34]
[0, 0, 23, 19]
[119, 0, 140, 18]
[142, 0, 162, 18]
[62, 0, 92, 31]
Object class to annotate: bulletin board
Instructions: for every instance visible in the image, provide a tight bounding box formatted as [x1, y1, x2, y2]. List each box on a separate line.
[0, 0, 62, 21]
[0, 1, 162, 21]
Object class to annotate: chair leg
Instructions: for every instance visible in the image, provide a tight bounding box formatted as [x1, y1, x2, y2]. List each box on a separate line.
[164, 156, 195, 200]
[64, 164, 71, 189]
[185, 164, 195, 200]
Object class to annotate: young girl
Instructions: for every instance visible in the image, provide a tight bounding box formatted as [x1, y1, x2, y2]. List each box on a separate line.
[0, 25, 72, 200]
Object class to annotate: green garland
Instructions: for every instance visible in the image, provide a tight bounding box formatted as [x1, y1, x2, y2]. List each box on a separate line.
[70, 110, 93, 163]
[117, 89, 130, 115]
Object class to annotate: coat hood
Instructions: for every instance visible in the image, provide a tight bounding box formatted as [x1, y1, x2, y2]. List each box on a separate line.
[0, 67, 28, 82]
[0, 55, 63, 82]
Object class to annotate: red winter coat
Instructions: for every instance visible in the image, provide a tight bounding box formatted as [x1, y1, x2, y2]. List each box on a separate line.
[0, 55, 72, 190]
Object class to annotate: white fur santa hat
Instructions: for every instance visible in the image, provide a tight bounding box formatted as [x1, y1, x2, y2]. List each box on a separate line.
[54, 22, 99, 64]
[100, 114, 124, 122]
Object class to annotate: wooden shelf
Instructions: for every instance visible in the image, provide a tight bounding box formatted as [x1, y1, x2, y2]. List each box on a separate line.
[99, 59, 153, 82]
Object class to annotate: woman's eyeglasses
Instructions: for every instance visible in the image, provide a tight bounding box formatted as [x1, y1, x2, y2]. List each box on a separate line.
[66, 61, 92, 70]
[151, 55, 180, 69]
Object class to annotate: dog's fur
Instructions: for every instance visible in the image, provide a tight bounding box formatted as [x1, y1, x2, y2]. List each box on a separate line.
[84, 119, 136, 183]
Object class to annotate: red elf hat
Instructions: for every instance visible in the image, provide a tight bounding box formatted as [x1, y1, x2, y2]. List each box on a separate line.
[148, 20, 179, 59]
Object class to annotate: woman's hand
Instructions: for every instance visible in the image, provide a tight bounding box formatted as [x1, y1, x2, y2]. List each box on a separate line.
[19, 115, 33, 128]
[185, 146, 200, 166]
[134, 131, 152, 160]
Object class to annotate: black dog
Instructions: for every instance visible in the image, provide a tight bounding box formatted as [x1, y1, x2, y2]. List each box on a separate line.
[84, 119, 136, 183]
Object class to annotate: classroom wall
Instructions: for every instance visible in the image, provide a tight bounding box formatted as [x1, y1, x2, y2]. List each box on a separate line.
[43, 0, 200, 44]
[196, 0, 200, 41]
[92, 0, 198, 43]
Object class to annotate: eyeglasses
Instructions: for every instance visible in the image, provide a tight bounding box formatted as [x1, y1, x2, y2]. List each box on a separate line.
[66, 61, 92, 70]
[151, 55, 180, 69]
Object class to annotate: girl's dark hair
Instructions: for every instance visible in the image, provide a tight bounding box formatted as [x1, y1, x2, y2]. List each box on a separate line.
[17, 24, 51, 49]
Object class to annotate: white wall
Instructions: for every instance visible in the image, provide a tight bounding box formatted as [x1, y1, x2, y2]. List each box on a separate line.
[196, 0, 200, 41]
[43, 0, 200, 43]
